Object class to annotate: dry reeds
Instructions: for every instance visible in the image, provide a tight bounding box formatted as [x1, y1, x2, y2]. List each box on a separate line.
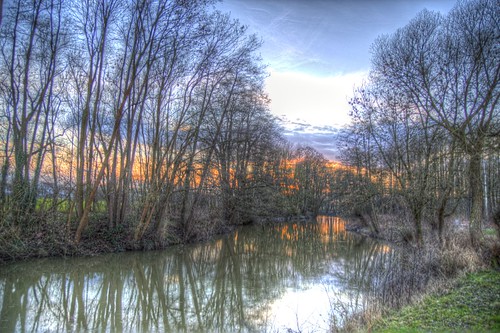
[330, 227, 489, 332]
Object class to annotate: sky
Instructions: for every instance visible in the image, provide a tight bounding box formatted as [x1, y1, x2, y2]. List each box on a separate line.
[217, 0, 457, 159]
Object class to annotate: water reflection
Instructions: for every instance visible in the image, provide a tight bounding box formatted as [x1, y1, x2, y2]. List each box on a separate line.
[0, 217, 392, 332]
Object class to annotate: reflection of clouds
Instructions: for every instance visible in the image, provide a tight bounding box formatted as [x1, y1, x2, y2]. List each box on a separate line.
[269, 284, 332, 332]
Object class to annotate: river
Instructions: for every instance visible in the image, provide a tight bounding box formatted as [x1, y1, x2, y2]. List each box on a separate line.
[0, 216, 392, 332]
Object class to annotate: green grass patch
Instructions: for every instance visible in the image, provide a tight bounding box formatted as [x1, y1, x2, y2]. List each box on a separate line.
[35, 198, 107, 213]
[483, 228, 497, 236]
[372, 270, 500, 333]
[35, 197, 71, 212]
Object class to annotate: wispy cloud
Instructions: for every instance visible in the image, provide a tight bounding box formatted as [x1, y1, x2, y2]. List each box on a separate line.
[219, 0, 456, 158]
[285, 132, 340, 161]
[276, 116, 341, 160]
[220, 0, 456, 75]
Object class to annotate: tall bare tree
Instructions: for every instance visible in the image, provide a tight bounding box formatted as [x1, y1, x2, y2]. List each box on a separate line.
[0, 0, 292, 252]
[369, 0, 499, 245]
[0, 0, 66, 224]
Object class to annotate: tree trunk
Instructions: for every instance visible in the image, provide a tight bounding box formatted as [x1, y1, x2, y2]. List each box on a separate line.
[468, 149, 484, 246]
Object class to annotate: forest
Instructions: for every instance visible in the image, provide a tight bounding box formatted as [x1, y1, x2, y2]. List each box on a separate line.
[0, 0, 498, 263]
[0, 0, 339, 260]
[0, 1, 499, 332]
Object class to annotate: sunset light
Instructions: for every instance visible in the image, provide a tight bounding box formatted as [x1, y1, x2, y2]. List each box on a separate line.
[1, 0, 497, 332]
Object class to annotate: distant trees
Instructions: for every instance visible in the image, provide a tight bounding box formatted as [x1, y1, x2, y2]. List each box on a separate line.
[292, 146, 329, 217]
[343, 0, 499, 245]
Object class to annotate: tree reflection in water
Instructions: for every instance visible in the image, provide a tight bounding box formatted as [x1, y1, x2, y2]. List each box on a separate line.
[0, 216, 393, 332]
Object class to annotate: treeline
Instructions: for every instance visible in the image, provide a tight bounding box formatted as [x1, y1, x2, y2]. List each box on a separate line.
[0, 0, 338, 257]
[338, 0, 499, 245]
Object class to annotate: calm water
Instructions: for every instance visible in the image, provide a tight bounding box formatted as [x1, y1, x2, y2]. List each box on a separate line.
[0, 216, 391, 332]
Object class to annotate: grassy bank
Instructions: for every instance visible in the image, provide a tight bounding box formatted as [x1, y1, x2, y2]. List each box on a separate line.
[338, 217, 500, 333]
[371, 270, 500, 333]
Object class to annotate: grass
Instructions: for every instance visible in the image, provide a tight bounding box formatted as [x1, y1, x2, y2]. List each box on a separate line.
[483, 228, 497, 236]
[35, 197, 108, 213]
[371, 270, 500, 333]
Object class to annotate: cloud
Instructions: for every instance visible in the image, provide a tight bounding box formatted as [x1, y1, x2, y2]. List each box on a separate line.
[221, 0, 456, 74]
[284, 132, 340, 161]
[276, 116, 341, 160]
[266, 70, 366, 129]
[219, 0, 456, 159]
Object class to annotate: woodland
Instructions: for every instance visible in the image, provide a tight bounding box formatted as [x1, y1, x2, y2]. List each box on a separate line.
[0, 0, 498, 262]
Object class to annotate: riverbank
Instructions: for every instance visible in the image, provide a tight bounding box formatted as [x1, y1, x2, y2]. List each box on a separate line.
[0, 215, 336, 263]
[339, 217, 500, 333]
[371, 270, 500, 332]
[0, 216, 237, 263]
[0, 215, 312, 263]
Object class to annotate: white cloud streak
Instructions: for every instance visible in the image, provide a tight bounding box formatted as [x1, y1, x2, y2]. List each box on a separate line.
[265, 70, 367, 128]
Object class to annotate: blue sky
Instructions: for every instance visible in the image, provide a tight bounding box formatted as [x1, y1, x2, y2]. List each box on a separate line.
[217, 0, 457, 159]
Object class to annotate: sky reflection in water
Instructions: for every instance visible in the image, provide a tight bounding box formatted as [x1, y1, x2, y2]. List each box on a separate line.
[0, 216, 392, 332]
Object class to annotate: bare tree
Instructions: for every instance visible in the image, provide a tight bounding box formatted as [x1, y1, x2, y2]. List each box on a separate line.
[0, 0, 66, 224]
[369, 0, 499, 245]
[71, 0, 120, 225]
[0, 0, 291, 252]
[350, 83, 450, 244]
[73, 0, 211, 243]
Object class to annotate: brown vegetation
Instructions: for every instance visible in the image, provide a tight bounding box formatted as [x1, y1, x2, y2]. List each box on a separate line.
[335, 220, 496, 332]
